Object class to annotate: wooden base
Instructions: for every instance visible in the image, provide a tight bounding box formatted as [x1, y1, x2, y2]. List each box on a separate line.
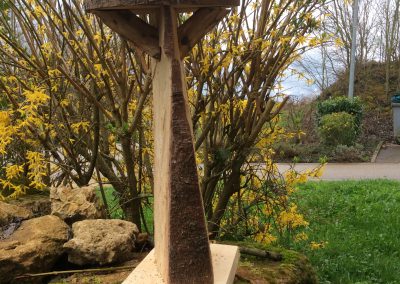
[122, 244, 240, 284]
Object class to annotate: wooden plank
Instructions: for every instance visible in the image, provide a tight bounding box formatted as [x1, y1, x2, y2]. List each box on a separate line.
[178, 7, 229, 58]
[85, 0, 239, 11]
[93, 10, 160, 58]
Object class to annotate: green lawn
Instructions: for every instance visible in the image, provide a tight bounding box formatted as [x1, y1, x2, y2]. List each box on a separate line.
[96, 180, 400, 283]
[294, 180, 400, 284]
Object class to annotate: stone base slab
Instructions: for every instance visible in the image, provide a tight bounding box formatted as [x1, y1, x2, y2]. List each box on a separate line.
[122, 244, 240, 284]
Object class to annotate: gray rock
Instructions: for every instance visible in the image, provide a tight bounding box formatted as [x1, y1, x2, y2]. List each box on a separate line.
[0, 201, 33, 227]
[50, 186, 106, 224]
[64, 219, 139, 265]
[0, 215, 70, 283]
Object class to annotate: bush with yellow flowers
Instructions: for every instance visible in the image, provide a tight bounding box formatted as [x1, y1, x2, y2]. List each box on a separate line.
[0, 89, 50, 199]
[215, 121, 325, 246]
[0, 0, 327, 237]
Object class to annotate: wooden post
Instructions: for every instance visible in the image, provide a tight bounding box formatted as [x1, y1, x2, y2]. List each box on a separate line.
[152, 6, 213, 283]
[84, 1, 240, 283]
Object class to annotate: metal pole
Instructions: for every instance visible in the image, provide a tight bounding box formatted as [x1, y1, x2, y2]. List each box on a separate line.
[348, 0, 359, 99]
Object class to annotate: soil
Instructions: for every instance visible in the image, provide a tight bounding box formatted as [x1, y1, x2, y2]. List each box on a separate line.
[47, 257, 144, 284]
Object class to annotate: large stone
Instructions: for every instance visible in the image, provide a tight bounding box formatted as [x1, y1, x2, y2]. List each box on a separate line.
[8, 194, 51, 217]
[64, 219, 139, 266]
[0, 201, 33, 226]
[50, 186, 105, 223]
[0, 215, 70, 283]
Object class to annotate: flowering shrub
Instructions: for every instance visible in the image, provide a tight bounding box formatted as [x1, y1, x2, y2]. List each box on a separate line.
[218, 153, 325, 247]
[0, 0, 326, 240]
[0, 89, 50, 199]
[318, 112, 357, 146]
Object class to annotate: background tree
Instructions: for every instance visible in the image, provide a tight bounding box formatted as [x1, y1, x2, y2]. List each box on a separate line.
[0, 0, 326, 241]
[186, 0, 326, 237]
[301, 0, 400, 104]
[0, 0, 153, 228]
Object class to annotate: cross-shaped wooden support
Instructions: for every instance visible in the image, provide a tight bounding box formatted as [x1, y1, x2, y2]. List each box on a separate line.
[85, 1, 240, 283]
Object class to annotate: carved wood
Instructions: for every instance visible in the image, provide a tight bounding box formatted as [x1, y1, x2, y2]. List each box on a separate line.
[85, 1, 239, 283]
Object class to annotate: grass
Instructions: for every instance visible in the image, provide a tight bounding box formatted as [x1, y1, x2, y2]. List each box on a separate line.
[95, 186, 154, 233]
[94, 180, 400, 283]
[293, 180, 400, 284]
[95, 186, 124, 219]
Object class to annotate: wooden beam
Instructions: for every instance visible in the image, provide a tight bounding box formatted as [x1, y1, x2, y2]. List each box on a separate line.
[151, 6, 214, 283]
[85, 0, 240, 11]
[178, 7, 229, 58]
[93, 10, 160, 59]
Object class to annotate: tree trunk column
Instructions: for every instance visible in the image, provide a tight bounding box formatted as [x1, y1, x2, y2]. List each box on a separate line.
[152, 6, 213, 284]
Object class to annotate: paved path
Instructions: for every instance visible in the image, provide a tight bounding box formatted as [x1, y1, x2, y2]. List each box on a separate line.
[277, 163, 400, 181]
[376, 144, 400, 163]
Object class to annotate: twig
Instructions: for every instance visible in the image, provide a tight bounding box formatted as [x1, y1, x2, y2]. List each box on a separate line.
[15, 265, 137, 279]
[239, 246, 283, 261]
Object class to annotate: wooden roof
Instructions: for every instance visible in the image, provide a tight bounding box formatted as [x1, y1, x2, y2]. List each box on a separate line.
[85, 0, 239, 11]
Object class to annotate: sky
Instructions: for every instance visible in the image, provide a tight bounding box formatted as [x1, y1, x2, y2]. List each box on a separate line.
[281, 73, 320, 99]
[281, 47, 341, 99]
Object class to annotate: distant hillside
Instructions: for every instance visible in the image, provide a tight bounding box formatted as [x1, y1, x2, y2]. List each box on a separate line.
[321, 61, 394, 141]
[321, 61, 398, 107]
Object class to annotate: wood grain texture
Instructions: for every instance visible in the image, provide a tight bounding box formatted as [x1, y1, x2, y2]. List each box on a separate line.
[85, 0, 239, 11]
[93, 10, 160, 58]
[152, 6, 213, 284]
[86, 1, 234, 283]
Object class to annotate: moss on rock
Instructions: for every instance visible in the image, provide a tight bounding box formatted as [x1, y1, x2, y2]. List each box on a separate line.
[229, 242, 317, 284]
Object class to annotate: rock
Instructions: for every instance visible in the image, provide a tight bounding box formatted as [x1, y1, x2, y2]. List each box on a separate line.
[0, 221, 22, 240]
[235, 245, 317, 284]
[64, 219, 139, 266]
[50, 186, 106, 223]
[0, 201, 33, 227]
[134, 233, 154, 252]
[7, 194, 51, 217]
[0, 215, 70, 283]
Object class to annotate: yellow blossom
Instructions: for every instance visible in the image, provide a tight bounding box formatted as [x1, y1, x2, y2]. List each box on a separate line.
[310, 241, 328, 250]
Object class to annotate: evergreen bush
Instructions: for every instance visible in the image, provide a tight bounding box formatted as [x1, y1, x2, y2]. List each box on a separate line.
[318, 112, 357, 146]
[317, 96, 363, 133]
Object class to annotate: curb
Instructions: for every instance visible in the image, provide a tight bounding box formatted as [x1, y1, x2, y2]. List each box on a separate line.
[371, 141, 384, 163]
